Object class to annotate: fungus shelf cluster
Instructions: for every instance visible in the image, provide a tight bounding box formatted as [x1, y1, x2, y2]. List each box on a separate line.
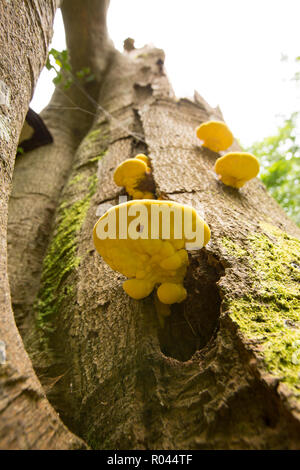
[93, 120, 260, 320]
[93, 199, 210, 318]
[214, 151, 260, 189]
[196, 120, 260, 188]
[196, 120, 233, 153]
[113, 154, 155, 199]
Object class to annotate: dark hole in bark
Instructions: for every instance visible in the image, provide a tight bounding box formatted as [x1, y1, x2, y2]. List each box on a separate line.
[134, 83, 153, 103]
[132, 109, 148, 154]
[135, 171, 156, 195]
[158, 250, 224, 361]
[263, 413, 277, 428]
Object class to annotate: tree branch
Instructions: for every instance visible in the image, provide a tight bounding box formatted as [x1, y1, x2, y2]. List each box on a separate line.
[0, 0, 87, 449]
[61, 0, 113, 79]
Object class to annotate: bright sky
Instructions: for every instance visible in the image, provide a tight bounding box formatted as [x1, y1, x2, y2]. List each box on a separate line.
[31, 0, 300, 146]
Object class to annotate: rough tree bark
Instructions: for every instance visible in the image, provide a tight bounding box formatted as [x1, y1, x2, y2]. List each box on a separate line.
[0, 0, 88, 449]
[4, 0, 300, 450]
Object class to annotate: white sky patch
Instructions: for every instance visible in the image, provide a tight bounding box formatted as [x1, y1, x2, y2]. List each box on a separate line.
[30, 0, 300, 147]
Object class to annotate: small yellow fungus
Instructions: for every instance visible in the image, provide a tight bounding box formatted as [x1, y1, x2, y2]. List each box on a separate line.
[135, 154, 151, 167]
[154, 296, 173, 327]
[93, 200, 210, 308]
[196, 120, 234, 152]
[113, 154, 154, 199]
[214, 151, 260, 188]
[154, 296, 172, 317]
[157, 283, 187, 304]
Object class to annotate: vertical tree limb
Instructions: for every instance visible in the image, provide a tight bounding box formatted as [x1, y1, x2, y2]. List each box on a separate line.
[0, 0, 87, 449]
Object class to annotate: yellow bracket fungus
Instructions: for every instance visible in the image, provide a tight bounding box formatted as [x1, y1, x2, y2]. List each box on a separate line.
[93, 200, 210, 315]
[196, 120, 234, 153]
[214, 151, 260, 188]
[113, 154, 155, 199]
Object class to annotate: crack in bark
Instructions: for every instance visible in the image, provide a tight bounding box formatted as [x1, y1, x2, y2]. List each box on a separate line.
[26, 57, 35, 100]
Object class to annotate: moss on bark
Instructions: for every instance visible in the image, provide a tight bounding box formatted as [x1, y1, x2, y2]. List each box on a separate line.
[224, 223, 300, 396]
[36, 172, 98, 333]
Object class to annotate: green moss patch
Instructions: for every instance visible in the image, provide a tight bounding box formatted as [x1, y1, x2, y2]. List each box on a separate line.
[86, 129, 101, 142]
[227, 223, 300, 394]
[36, 173, 97, 333]
[222, 237, 247, 258]
[88, 151, 107, 164]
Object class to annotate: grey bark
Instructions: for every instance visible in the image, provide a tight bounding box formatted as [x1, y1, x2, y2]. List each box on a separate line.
[0, 0, 87, 450]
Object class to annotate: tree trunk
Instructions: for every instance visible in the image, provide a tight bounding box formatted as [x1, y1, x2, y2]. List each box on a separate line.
[4, 0, 300, 450]
[0, 0, 88, 449]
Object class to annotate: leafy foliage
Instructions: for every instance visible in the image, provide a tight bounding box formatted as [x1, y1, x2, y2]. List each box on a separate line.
[247, 113, 300, 225]
[246, 56, 300, 226]
[46, 48, 95, 89]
